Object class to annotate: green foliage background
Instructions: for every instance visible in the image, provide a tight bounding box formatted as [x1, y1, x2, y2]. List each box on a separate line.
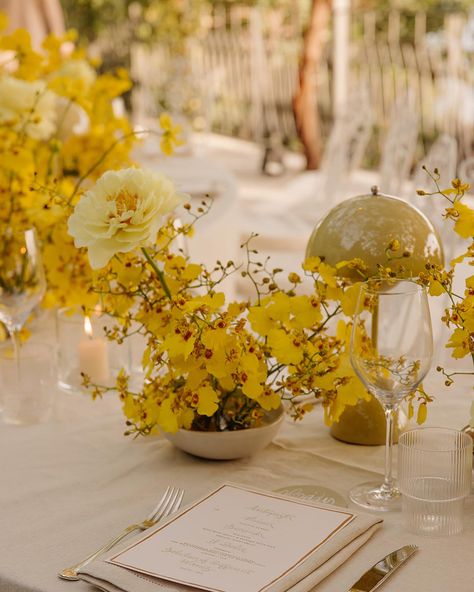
[60, 0, 207, 45]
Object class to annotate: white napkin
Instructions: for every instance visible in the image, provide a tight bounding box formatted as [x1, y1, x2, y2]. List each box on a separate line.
[78, 504, 382, 592]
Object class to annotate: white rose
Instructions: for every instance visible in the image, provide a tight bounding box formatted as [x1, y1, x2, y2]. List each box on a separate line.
[68, 168, 185, 269]
[0, 75, 57, 140]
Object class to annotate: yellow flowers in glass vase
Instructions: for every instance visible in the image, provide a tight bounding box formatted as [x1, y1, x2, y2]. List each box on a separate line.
[0, 17, 182, 310]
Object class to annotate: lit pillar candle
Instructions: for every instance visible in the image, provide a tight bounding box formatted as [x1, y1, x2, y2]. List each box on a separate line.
[78, 316, 110, 384]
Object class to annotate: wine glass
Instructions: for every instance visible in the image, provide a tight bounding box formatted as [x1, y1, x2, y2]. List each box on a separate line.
[0, 229, 46, 360]
[349, 278, 433, 511]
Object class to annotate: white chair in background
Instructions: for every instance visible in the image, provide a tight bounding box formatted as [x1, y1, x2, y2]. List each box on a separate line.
[286, 86, 374, 217]
[407, 137, 474, 366]
[458, 156, 474, 186]
[409, 134, 458, 261]
[408, 133, 458, 211]
[239, 87, 373, 254]
[348, 94, 419, 197]
[379, 100, 420, 195]
[410, 133, 458, 195]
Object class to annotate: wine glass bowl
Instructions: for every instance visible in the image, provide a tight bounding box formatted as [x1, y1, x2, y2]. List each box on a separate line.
[0, 228, 46, 343]
[349, 278, 433, 511]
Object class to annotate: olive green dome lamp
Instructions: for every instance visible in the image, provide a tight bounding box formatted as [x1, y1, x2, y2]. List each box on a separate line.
[306, 187, 444, 445]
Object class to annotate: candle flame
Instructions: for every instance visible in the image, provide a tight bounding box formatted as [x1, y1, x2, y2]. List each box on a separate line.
[84, 315, 93, 338]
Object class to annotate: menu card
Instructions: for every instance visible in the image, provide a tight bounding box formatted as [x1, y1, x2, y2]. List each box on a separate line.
[108, 484, 354, 592]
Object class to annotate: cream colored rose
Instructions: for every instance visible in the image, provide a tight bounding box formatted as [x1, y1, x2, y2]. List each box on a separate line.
[0, 75, 57, 140]
[68, 168, 185, 269]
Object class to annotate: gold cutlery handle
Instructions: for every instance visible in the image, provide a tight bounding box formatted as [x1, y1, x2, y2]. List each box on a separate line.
[57, 487, 184, 581]
[58, 522, 143, 581]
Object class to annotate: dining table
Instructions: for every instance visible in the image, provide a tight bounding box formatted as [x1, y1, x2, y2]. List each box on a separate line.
[1, 134, 474, 592]
[1, 341, 473, 592]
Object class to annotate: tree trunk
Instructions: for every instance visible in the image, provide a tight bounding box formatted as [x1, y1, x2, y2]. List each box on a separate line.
[293, 0, 331, 170]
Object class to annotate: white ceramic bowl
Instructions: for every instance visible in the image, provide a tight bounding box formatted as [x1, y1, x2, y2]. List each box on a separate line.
[163, 407, 285, 460]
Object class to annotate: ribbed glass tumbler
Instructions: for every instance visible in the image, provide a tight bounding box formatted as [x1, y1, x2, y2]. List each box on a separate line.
[398, 428, 473, 536]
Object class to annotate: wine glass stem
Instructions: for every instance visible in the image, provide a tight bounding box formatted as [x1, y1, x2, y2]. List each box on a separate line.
[382, 405, 397, 492]
[9, 328, 21, 380]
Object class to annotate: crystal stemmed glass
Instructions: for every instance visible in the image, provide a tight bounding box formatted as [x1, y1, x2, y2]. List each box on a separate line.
[0, 229, 46, 361]
[349, 278, 433, 511]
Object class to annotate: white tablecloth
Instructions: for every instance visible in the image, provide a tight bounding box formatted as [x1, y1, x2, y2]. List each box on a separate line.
[0, 368, 473, 592]
[1, 135, 472, 591]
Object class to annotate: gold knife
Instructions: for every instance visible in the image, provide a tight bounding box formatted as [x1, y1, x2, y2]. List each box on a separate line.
[348, 544, 418, 591]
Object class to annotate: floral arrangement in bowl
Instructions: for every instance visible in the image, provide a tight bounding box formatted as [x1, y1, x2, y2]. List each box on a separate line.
[65, 165, 439, 442]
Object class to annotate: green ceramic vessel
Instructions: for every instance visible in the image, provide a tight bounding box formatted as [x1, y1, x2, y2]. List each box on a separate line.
[306, 189, 444, 280]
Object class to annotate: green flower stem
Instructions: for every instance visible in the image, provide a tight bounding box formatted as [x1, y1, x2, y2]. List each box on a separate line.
[141, 247, 172, 300]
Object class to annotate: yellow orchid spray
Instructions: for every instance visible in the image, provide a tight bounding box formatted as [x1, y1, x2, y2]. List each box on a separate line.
[416, 170, 474, 397]
[66, 169, 428, 436]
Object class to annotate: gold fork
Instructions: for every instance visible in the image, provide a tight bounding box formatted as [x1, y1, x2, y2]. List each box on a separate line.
[58, 486, 184, 581]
